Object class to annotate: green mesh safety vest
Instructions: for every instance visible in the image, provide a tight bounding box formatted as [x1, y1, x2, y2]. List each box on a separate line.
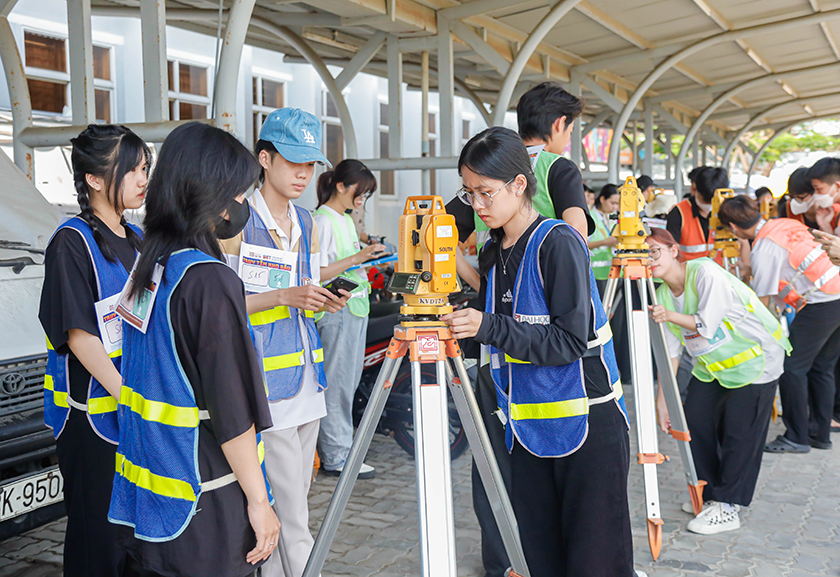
[656, 258, 791, 389]
[473, 149, 559, 250]
[313, 208, 371, 318]
[588, 207, 614, 281]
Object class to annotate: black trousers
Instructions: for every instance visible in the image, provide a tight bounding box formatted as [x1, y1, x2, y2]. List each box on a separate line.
[834, 359, 840, 423]
[509, 402, 635, 577]
[55, 410, 127, 577]
[684, 376, 776, 506]
[471, 365, 511, 577]
[780, 298, 840, 445]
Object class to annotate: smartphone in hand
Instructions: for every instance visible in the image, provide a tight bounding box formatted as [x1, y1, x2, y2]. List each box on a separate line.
[324, 277, 359, 297]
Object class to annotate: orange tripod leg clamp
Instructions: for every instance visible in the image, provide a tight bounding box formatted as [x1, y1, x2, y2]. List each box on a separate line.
[638, 453, 668, 465]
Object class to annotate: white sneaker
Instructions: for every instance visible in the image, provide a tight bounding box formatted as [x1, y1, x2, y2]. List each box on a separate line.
[686, 502, 740, 535]
[635, 571, 648, 577]
[681, 500, 740, 514]
[323, 462, 376, 479]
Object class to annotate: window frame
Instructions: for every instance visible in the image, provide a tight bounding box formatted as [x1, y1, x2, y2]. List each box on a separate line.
[167, 57, 212, 121]
[22, 28, 70, 118]
[375, 97, 397, 198]
[320, 89, 346, 167]
[251, 74, 287, 145]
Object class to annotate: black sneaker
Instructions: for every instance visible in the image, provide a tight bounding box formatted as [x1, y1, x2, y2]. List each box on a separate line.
[809, 437, 832, 450]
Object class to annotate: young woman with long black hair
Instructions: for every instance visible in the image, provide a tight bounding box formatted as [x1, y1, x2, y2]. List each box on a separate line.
[109, 122, 279, 576]
[313, 159, 385, 478]
[39, 124, 149, 576]
[441, 127, 637, 577]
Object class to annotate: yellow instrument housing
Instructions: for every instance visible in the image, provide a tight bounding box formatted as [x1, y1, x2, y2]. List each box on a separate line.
[395, 196, 460, 316]
[615, 176, 649, 255]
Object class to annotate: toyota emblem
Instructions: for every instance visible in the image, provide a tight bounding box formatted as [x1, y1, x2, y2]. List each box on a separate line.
[1, 373, 25, 395]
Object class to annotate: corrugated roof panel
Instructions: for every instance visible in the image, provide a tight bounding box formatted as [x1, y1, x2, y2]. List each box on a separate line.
[680, 42, 763, 80]
[746, 26, 834, 69]
[710, 0, 814, 26]
[595, 0, 721, 44]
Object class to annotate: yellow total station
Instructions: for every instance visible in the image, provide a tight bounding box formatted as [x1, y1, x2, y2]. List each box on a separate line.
[614, 176, 650, 255]
[389, 196, 461, 317]
[760, 194, 778, 220]
[710, 188, 740, 259]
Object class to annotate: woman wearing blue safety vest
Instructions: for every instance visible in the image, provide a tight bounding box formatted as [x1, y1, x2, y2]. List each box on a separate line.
[39, 125, 149, 577]
[647, 227, 790, 536]
[109, 122, 280, 577]
[442, 127, 637, 577]
[313, 159, 386, 478]
[588, 183, 619, 294]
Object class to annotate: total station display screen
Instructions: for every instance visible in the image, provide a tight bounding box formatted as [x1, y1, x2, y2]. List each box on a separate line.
[388, 272, 420, 294]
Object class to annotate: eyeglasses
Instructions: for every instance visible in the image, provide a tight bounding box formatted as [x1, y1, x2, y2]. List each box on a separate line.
[455, 178, 514, 208]
[649, 247, 662, 260]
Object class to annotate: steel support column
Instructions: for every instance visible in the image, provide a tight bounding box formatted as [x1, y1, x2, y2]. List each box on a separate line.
[68, 0, 96, 123]
[437, 16, 456, 156]
[140, 0, 168, 122]
[214, 0, 256, 133]
[569, 71, 582, 167]
[643, 105, 654, 176]
[0, 16, 32, 179]
[607, 7, 840, 182]
[387, 35, 403, 162]
[492, 0, 584, 125]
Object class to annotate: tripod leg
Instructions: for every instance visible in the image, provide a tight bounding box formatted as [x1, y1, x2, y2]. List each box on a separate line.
[626, 278, 664, 560]
[444, 357, 530, 577]
[646, 277, 706, 514]
[302, 348, 406, 577]
[412, 357, 457, 577]
[602, 276, 619, 316]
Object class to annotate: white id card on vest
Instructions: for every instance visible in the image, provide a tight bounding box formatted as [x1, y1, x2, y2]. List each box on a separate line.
[682, 325, 732, 357]
[238, 242, 298, 293]
[116, 260, 164, 334]
[94, 294, 122, 355]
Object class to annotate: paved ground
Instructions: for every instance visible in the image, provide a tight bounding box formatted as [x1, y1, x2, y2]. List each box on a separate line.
[0, 385, 838, 576]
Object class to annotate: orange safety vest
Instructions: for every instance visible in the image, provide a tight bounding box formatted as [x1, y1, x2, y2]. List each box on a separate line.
[756, 218, 840, 310]
[675, 199, 723, 264]
[785, 200, 840, 230]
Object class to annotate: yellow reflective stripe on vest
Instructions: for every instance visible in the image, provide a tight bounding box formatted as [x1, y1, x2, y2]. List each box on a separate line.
[510, 397, 589, 420]
[504, 354, 528, 364]
[120, 386, 200, 428]
[705, 345, 762, 373]
[108, 348, 122, 359]
[249, 306, 291, 326]
[258, 440, 266, 464]
[312, 348, 324, 363]
[44, 375, 69, 408]
[264, 350, 305, 372]
[46, 337, 54, 351]
[116, 453, 196, 502]
[304, 309, 315, 319]
[88, 396, 118, 415]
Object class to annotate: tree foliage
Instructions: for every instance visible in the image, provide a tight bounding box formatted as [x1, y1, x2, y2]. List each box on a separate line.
[748, 126, 840, 163]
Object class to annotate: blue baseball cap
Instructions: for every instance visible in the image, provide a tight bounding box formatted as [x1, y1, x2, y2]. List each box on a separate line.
[258, 108, 332, 168]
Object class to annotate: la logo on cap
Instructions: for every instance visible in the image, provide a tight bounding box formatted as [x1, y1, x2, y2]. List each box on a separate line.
[301, 129, 316, 145]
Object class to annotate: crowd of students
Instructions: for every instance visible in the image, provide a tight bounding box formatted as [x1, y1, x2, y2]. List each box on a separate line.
[34, 78, 840, 577]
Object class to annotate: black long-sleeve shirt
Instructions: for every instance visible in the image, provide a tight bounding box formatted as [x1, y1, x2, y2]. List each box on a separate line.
[474, 217, 590, 366]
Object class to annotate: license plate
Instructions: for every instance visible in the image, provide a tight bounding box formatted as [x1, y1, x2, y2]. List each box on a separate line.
[0, 467, 63, 522]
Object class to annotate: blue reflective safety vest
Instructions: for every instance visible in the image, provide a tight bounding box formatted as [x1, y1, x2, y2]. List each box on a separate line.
[44, 217, 141, 443]
[241, 206, 327, 401]
[109, 249, 272, 542]
[486, 219, 627, 458]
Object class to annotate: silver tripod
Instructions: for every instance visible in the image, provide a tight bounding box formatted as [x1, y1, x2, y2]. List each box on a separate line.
[602, 258, 706, 560]
[302, 322, 530, 577]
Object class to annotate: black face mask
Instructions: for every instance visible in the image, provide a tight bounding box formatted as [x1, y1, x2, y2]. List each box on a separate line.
[215, 199, 250, 239]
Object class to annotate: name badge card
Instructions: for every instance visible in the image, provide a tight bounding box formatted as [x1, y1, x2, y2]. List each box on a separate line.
[238, 242, 298, 293]
[94, 294, 122, 355]
[682, 325, 732, 357]
[116, 260, 164, 334]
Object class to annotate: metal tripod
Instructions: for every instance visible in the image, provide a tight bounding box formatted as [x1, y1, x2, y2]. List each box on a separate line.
[713, 239, 741, 278]
[302, 321, 530, 577]
[602, 254, 706, 561]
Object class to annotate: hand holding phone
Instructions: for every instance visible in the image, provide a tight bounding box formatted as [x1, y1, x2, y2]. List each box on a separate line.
[324, 276, 359, 297]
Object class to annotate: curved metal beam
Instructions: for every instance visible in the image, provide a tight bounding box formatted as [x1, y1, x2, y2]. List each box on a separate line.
[745, 122, 797, 190]
[721, 92, 840, 171]
[454, 78, 492, 126]
[214, 0, 256, 133]
[0, 16, 32, 179]
[607, 7, 840, 182]
[250, 18, 358, 157]
[492, 0, 584, 126]
[674, 61, 840, 197]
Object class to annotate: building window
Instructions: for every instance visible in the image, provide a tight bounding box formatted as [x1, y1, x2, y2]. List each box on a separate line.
[461, 119, 472, 146]
[168, 59, 210, 121]
[252, 76, 285, 145]
[24, 31, 114, 121]
[377, 102, 394, 196]
[428, 113, 438, 194]
[322, 92, 344, 166]
[24, 31, 68, 115]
